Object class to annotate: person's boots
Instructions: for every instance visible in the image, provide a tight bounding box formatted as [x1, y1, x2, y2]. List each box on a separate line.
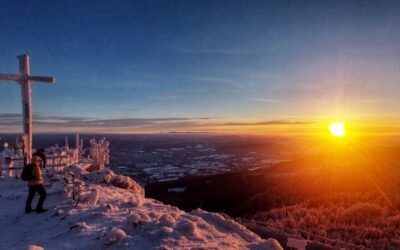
[36, 207, 47, 213]
[25, 207, 36, 213]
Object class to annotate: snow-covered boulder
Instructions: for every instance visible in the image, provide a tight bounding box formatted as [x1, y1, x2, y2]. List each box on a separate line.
[104, 227, 128, 245]
[74, 167, 144, 194]
[27, 245, 44, 250]
[249, 239, 283, 250]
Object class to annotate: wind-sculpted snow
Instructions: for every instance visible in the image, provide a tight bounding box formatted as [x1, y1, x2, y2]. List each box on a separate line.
[0, 166, 282, 250]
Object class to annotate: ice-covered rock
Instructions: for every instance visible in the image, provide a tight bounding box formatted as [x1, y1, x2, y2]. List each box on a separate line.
[27, 245, 44, 250]
[104, 227, 128, 245]
[248, 239, 284, 250]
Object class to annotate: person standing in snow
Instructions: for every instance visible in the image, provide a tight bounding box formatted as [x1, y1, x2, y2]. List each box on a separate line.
[25, 156, 47, 213]
[33, 148, 46, 169]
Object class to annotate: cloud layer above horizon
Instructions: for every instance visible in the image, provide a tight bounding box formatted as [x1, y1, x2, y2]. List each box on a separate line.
[0, 113, 314, 134]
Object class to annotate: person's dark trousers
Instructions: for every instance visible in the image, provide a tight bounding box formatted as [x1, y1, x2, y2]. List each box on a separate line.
[25, 184, 46, 212]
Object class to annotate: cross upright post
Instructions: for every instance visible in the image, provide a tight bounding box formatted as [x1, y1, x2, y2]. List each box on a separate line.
[0, 54, 55, 164]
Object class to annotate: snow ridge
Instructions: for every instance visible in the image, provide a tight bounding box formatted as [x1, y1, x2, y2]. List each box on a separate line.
[0, 165, 282, 249]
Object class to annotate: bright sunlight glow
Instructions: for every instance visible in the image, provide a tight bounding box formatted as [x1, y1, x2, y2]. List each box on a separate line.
[329, 122, 346, 137]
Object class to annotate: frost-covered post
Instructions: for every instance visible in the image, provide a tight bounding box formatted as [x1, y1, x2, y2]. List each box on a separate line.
[1, 143, 13, 176]
[89, 138, 110, 170]
[14, 137, 24, 159]
[0, 55, 55, 164]
[75, 134, 80, 162]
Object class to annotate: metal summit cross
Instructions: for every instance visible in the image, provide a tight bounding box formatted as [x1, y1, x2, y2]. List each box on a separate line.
[0, 54, 56, 164]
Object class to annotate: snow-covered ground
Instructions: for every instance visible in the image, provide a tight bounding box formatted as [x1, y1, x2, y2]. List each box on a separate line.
[0, 166, 282, 250]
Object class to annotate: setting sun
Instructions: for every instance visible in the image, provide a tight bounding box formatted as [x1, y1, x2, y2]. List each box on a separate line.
[329, 122, 346, 137]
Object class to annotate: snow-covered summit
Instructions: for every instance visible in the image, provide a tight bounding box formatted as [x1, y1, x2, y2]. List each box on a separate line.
[0, 166, 282, 249]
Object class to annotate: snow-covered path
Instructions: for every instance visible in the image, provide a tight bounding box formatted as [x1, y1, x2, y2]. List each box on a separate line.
[0, 167, 282, 250]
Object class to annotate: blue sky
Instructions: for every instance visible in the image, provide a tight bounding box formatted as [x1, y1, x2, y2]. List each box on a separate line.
[0, 0, 399, 133]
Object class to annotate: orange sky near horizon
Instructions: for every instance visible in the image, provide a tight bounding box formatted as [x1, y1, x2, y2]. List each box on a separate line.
[1, 115, 400, 138]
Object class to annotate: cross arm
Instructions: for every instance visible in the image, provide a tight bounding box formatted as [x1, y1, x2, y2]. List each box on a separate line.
[27, 75, 56, 84]
[0, 74, 55, 84]
[0, 73, 21, 82]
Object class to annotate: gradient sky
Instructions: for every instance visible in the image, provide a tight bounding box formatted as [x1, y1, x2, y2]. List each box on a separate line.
[0, 0, 399, 134]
